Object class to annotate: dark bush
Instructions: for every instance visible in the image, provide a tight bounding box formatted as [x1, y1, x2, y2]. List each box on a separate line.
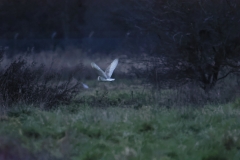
[0, 53, 83, 109]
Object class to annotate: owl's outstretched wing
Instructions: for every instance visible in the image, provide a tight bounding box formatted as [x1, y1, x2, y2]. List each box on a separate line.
[91, 62, 108, 79]
[105, 58, 118, 78]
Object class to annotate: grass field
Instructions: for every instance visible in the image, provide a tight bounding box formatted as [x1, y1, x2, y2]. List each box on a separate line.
[1, 80, 240, 160]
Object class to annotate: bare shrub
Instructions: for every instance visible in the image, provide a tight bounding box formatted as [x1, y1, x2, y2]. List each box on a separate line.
[0, 54, 83, 109]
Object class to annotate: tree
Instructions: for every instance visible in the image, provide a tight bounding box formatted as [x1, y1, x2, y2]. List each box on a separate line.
[113, 0, 240, 92]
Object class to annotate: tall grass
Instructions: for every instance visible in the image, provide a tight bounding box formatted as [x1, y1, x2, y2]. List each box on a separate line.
[1, 103, 240, 159]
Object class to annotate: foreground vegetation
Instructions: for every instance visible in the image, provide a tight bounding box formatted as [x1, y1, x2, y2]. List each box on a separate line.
[0, 52, 240, 159]
[1, 98, 240, 160]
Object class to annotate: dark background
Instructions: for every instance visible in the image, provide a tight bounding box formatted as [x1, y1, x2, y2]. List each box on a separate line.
[0, 0, 154, 54]
[1, 0, 240, 93]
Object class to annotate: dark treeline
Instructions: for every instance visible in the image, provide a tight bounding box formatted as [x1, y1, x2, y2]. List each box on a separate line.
[0, 0, 145, 53]
[0, 0, 161, 53]
[0, 0, 87, 52]
[0, 0, 85, 39]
